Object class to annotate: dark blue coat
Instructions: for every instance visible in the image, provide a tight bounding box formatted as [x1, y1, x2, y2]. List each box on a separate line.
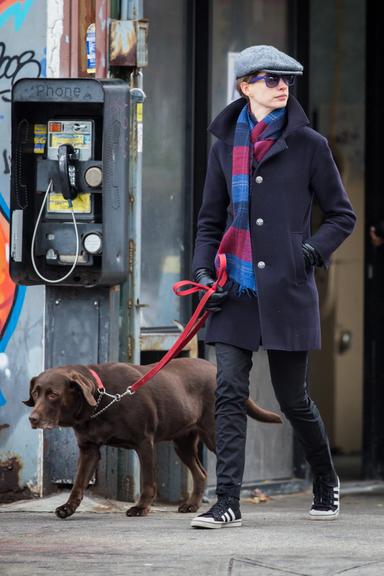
[192, 96, 356, 351]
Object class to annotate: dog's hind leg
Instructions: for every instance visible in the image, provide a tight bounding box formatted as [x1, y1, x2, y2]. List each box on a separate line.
[126, 438, 156, 517]
[199, 428, 216, 454]
[197, 406, 217, 455]
[173, 431, 207, 513]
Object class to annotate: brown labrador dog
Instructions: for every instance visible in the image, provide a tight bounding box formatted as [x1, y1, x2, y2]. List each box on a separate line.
[23, 358, 282, 519]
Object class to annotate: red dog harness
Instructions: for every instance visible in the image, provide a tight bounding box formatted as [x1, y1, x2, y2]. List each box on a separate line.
[88, 255, 227, 418]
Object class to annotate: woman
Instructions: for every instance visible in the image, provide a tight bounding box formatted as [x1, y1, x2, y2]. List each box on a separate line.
[190, 45, 356, 529]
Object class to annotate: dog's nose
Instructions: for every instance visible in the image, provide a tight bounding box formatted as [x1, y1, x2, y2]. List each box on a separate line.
[29, 413, 40, 426]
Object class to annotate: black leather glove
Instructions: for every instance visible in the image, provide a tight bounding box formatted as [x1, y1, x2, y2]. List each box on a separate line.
[193, 268, 229, 312]
[302, 242, 323, 267]
[373, 221, 384, 239]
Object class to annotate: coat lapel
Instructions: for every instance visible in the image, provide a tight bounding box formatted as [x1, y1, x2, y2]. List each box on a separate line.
[256, 138, 288, 168]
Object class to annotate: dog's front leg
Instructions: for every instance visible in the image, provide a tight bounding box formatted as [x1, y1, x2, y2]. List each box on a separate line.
[55, 444, 100, 519]
[126, 438, 156, 517]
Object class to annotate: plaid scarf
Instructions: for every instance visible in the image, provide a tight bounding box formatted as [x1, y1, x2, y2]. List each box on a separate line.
[215, 104, 286, 295]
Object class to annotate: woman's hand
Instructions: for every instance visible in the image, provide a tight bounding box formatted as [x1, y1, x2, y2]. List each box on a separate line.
[302, 242, 323, 267]
[193, 268, 229, 312]
[369, 226, 384, 248]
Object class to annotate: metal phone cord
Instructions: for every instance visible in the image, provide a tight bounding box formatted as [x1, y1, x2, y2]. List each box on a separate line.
[30, 179, 80, 284]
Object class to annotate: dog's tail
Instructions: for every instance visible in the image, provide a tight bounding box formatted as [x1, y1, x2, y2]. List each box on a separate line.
[246, 399, 282, 423]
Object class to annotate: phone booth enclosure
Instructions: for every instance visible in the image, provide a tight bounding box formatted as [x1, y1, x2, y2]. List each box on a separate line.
[10, 78, 130, 287]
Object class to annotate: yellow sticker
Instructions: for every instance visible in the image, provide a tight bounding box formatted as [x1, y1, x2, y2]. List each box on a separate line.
[137, 102, 143, 123]
[47, 193, 92, 214]
[34, 124, 47, 134]
[50, 134, 90, 149]
[34, 124, 47, 154]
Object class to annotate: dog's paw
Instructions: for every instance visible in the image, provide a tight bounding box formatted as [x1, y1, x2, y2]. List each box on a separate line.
[126, 505, 149, 517]
[55, 504, 75, 519]
[178, 502, 199, 513]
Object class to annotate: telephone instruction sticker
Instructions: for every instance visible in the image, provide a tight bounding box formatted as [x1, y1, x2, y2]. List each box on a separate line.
[50, 134, 91, 149]
[47, 193, 92, 214]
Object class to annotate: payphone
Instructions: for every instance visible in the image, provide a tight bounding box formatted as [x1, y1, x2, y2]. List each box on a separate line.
[10, 78, 130, 286]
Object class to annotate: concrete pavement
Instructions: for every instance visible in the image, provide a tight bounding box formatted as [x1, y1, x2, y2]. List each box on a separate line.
[1, 482, 384, 575]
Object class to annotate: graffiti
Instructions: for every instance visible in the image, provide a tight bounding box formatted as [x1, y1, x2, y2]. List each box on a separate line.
[0, 42, 41, 102]
[2, 149, 10, 174]
[0, 353, 10, 407]
[0, 0, 44, 413]
[0, 0, 33, 32]
[0, 193, 27, 406]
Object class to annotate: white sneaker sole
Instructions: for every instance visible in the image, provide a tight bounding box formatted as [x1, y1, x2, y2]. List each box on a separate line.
[308, 509, 339, 521]
[191, 518, 242, 529]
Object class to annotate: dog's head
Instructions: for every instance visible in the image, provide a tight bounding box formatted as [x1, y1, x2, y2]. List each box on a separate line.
[23, 367, 97, 429]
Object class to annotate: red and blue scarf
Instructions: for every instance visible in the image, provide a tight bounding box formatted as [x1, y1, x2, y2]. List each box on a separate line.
[215, 104, 286, 295]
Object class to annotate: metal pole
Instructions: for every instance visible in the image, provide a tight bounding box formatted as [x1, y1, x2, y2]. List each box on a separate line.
[127, 0, 143, 19]
[116, 0, 146, 501]
[126, 73, 145, 367]
[120, 0, 128, 19]
[118, 6, 145, 368]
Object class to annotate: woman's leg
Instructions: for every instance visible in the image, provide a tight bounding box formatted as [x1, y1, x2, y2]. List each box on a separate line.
[267, 350, 337, 480]
[191, 342, 252, 528]
[215, 342, 253, 498]
[268, 350, 340, 519]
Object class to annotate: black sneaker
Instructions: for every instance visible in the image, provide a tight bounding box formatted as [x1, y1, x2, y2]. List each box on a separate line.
[191, 496, 242, 529]
[309, 474, 340, 520]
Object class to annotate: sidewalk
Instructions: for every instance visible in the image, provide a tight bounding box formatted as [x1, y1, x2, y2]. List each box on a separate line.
[1, 482, 384, 576]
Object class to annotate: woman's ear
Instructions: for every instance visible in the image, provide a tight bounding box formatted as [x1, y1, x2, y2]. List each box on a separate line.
[239, 81, 249, 98]
[23, 377, 37, 407]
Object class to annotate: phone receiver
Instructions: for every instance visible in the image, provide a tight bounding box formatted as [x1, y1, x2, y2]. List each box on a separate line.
[58, 143, 78, 201]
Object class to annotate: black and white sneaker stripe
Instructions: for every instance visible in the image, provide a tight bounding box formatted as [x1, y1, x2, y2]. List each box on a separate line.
[309, 475, 340, 520]
[191, 496, 242, 529]
[221, 508, 237, 523]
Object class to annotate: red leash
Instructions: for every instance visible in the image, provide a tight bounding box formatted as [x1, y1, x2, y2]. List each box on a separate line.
[88, 254, 227, 407]
[127, 254, 227, 395]
[88, 255, 227, 416]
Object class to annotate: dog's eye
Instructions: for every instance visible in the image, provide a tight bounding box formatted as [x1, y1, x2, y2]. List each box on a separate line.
[47, 392, 59, 401]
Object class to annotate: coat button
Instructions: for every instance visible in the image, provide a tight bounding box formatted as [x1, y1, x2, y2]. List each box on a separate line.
[255, 176, 263, 184]
[257, 261, 266, 269]
[256, 218, 264, 226]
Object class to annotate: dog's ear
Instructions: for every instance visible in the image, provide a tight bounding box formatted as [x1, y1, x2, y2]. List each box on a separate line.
[22, 376, 36, 406]
[68, 370, 97, 407]
[23, 377, 37, 407]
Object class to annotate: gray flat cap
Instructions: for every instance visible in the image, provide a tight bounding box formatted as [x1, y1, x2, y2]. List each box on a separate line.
[235, 45, 303, 78]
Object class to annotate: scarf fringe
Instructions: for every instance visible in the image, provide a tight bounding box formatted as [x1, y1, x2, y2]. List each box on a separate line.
[228, 279, 258, 299]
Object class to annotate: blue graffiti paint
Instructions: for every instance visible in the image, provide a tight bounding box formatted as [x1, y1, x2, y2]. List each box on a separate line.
[39, 47, 46, 78]
[0, 0, 34, 32]
[0, 193, 27, 407]
[0, 284, 26, 353]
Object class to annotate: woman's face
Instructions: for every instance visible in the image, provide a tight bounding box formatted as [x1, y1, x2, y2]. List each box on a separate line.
[240, 71, 290, 119]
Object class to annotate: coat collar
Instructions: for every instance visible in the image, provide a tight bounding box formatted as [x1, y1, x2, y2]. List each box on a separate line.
[208, 95, 310, 146]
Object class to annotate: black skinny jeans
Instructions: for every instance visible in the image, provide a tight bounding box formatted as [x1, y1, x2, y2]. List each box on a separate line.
[214, 342, 336, 498]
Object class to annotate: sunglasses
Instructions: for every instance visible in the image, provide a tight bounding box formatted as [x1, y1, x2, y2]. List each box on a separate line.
[248, 74, 296, 88]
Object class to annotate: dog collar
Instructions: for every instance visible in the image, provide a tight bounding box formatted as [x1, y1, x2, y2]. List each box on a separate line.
[88, 368, 105, 392]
